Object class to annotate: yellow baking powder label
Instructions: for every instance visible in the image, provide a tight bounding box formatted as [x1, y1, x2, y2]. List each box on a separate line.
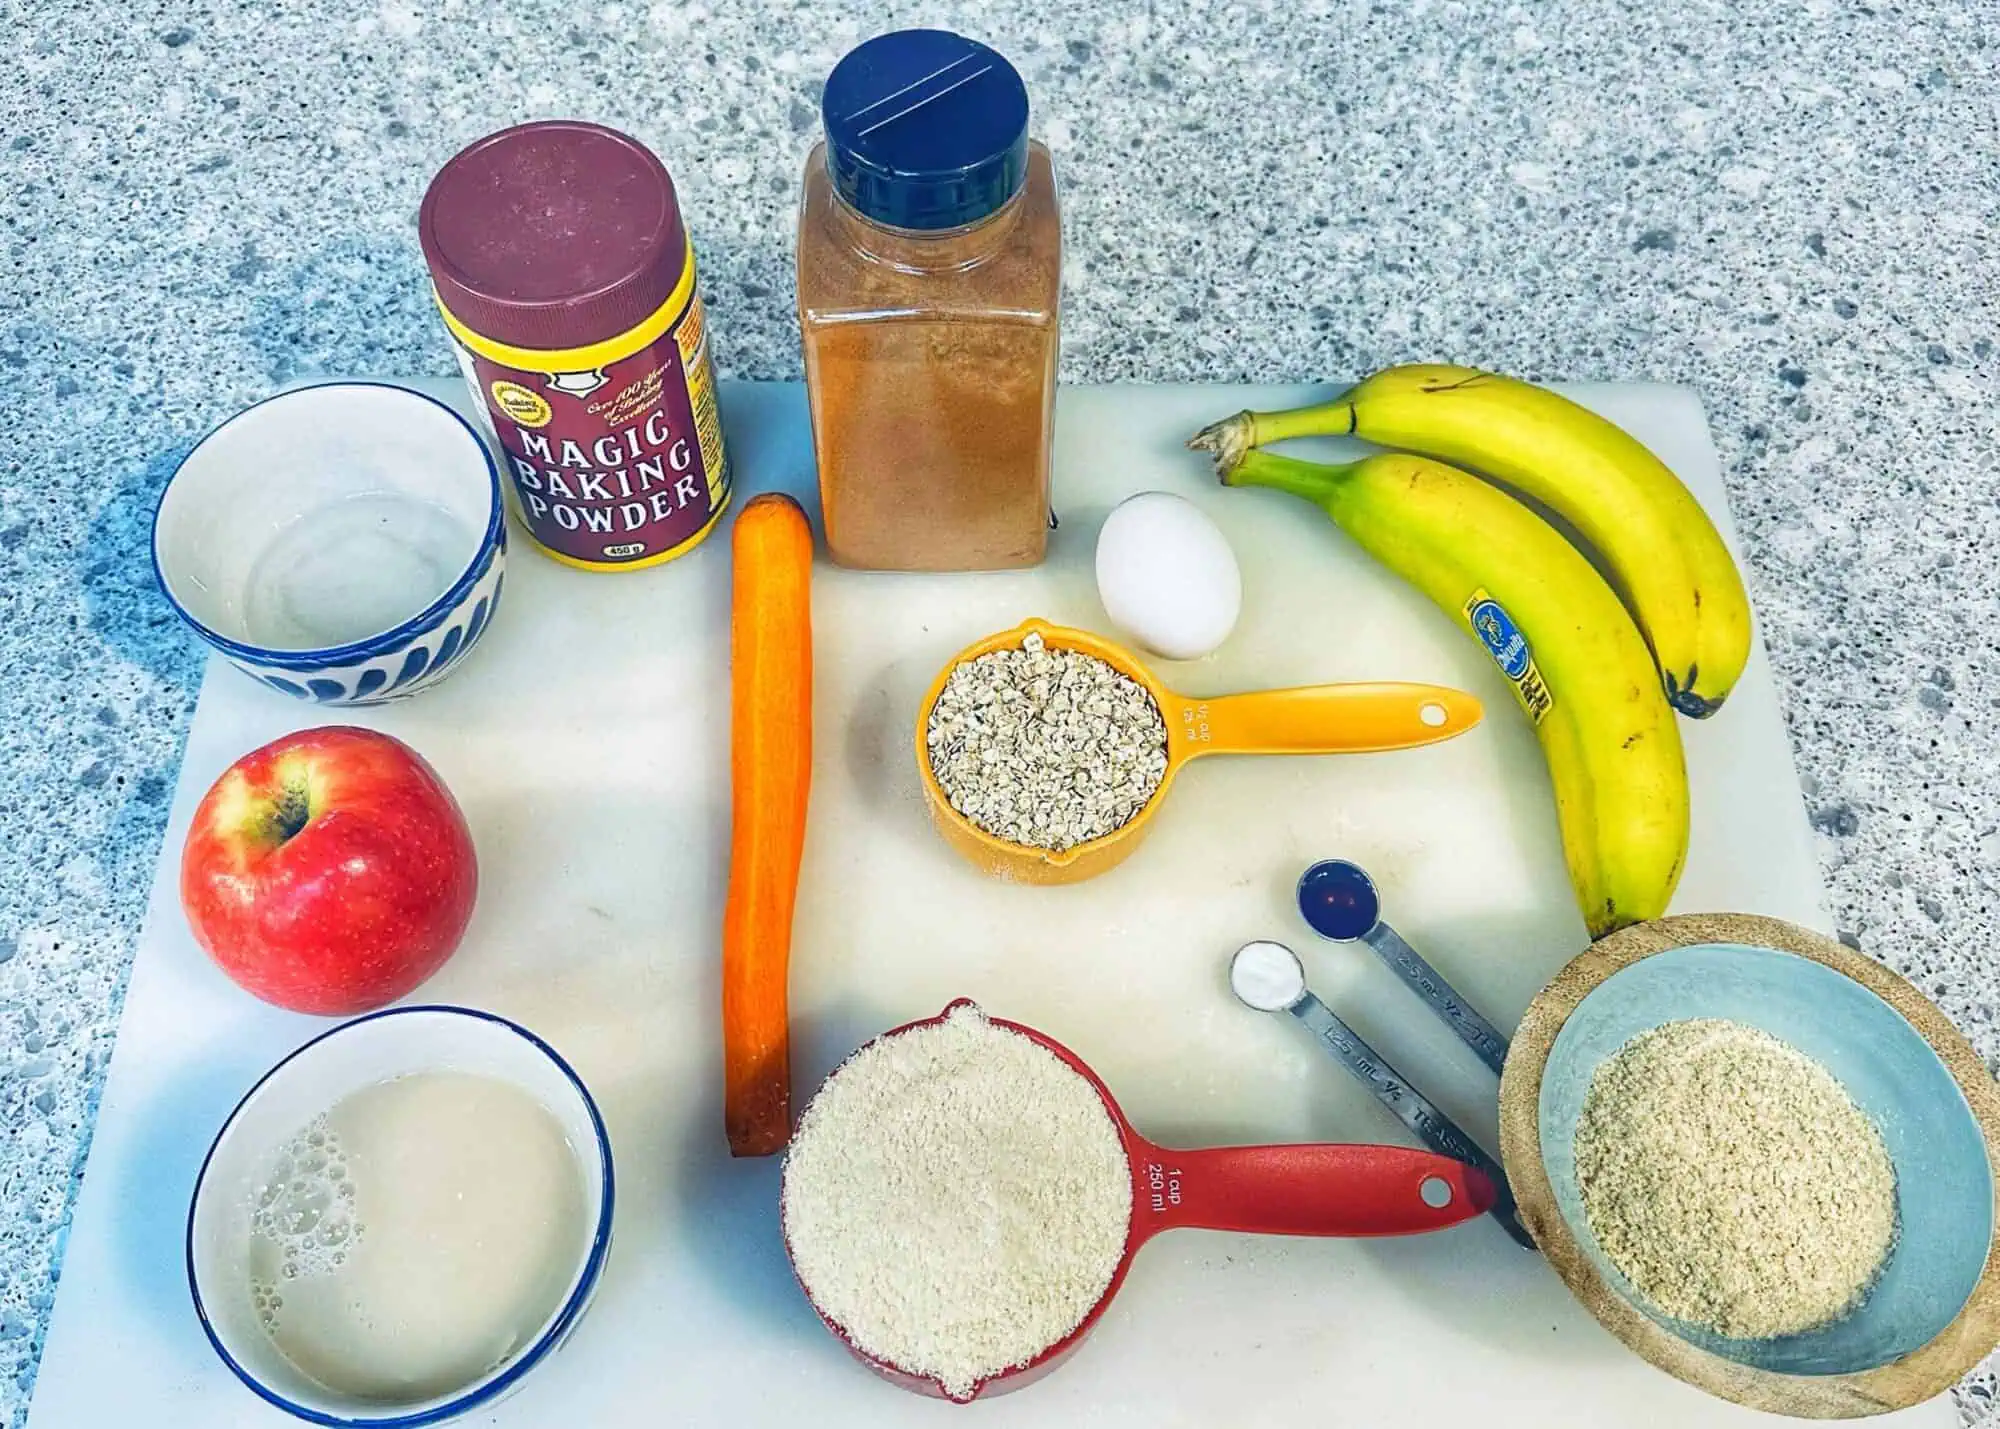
[437, 242, 731, 572]
[673, 289, 727, 508]
[490, 381, 552, 428]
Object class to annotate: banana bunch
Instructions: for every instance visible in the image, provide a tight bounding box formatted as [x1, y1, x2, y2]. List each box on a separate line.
[1190, 366, 1752, 936]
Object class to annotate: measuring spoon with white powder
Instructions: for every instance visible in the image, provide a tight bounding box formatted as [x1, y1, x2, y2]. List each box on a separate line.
[1230, 940, 1534, 1249]
[782, 1000, 1498, 1402]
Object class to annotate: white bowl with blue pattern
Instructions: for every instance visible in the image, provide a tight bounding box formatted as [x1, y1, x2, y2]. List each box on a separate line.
[187, 1006, 614, 1425]
[153, 382, 505, 705]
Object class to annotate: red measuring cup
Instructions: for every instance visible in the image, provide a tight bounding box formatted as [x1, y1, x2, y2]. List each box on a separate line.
[783, 999, 1497, 1403]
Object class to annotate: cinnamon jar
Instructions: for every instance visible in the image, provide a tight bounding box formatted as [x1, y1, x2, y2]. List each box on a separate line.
[797, 31, 1061, 572]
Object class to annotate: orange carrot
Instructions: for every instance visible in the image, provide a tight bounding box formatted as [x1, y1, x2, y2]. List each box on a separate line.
[723, 493, 814, 1157]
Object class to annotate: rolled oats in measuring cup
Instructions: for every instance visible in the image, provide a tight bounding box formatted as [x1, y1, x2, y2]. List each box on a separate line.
[420, 121, 730, 571]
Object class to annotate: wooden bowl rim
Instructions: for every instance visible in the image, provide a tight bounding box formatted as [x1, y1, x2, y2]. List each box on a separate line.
[1497, 911, 2000, 1419]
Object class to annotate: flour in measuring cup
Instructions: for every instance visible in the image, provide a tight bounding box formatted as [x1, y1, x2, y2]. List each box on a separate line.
[781, 1004, 1132, 1396]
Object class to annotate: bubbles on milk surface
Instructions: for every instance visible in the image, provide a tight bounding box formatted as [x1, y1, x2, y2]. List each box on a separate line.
[244, 1071, 589, 1401]
[251, 1117, 362, 1301]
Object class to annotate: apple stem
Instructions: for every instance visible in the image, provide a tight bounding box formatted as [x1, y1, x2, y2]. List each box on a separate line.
[270, 781, 312, 843]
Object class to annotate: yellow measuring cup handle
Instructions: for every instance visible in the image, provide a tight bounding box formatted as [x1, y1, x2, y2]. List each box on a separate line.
[1176, 682, 1483, 757]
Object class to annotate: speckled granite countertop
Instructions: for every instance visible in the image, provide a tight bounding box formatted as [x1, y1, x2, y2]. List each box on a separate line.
[3, 1, 1996, 1423]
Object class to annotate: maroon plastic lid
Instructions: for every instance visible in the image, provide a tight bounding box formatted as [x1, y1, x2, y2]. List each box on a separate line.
[419, 120, 689, 353]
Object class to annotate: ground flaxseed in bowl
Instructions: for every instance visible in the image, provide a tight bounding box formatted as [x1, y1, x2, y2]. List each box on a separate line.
[1573, 1017, 1898, 1340]
[924, 632, 1170, 852]
[780, 1004, 1133, 1398]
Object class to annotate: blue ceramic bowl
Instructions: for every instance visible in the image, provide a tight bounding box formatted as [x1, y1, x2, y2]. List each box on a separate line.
[1539, 941, 1993, 1376]
[187, 1006, 614, 1426]
[153, 383, 506, 705]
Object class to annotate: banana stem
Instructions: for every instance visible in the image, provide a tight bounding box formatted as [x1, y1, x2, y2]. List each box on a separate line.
[1187, 393, 1360, 473]
[1248, 399, 1361, 445]
[1220, 447, 1357, 503]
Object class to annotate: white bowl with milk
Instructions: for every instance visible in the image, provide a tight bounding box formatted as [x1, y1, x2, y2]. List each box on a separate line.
[187, 1006, 613, 1424]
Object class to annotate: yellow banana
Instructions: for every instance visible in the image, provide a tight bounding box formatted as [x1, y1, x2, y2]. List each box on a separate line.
[1217, 445, 1687, 937]
[1190, 365, 1751, 718]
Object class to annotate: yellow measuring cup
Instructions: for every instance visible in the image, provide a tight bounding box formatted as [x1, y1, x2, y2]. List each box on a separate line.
[914, 619, 1484, 885]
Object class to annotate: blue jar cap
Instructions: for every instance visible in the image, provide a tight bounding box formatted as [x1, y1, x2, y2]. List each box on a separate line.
[822, 30, 1029, 232]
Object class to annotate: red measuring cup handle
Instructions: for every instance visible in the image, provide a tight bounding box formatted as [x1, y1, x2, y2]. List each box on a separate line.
[1125, 1138, 1497, 1242]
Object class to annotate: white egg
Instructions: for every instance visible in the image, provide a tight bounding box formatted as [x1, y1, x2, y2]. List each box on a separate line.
[1094, 491, 1243, 661]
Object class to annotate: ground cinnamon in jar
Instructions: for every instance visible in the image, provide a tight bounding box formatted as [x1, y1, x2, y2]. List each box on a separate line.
[797, 31, 1061, 572]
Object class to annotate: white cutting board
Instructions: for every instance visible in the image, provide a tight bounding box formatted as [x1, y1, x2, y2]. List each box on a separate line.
[26, 381, 1951, 1429]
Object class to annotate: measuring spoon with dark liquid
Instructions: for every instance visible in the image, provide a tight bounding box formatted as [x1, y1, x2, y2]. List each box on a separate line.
[1296, 859, 1511, 1076]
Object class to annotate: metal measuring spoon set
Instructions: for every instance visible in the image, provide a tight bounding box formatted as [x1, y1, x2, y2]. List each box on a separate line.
[1231, 859, 1534, 1249]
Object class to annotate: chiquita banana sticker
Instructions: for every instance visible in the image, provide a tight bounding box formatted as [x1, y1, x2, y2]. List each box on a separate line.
[1464, 588, 1553, 724]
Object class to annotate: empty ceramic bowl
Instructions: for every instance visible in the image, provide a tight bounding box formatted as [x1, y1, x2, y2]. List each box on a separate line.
[188, 1005, 614, 1425]
[153, 382, 505, 704]
[1501, 913, 2000, 1417]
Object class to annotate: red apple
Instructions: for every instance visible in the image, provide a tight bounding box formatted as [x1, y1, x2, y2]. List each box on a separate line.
[181, 726, 478, 1015]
